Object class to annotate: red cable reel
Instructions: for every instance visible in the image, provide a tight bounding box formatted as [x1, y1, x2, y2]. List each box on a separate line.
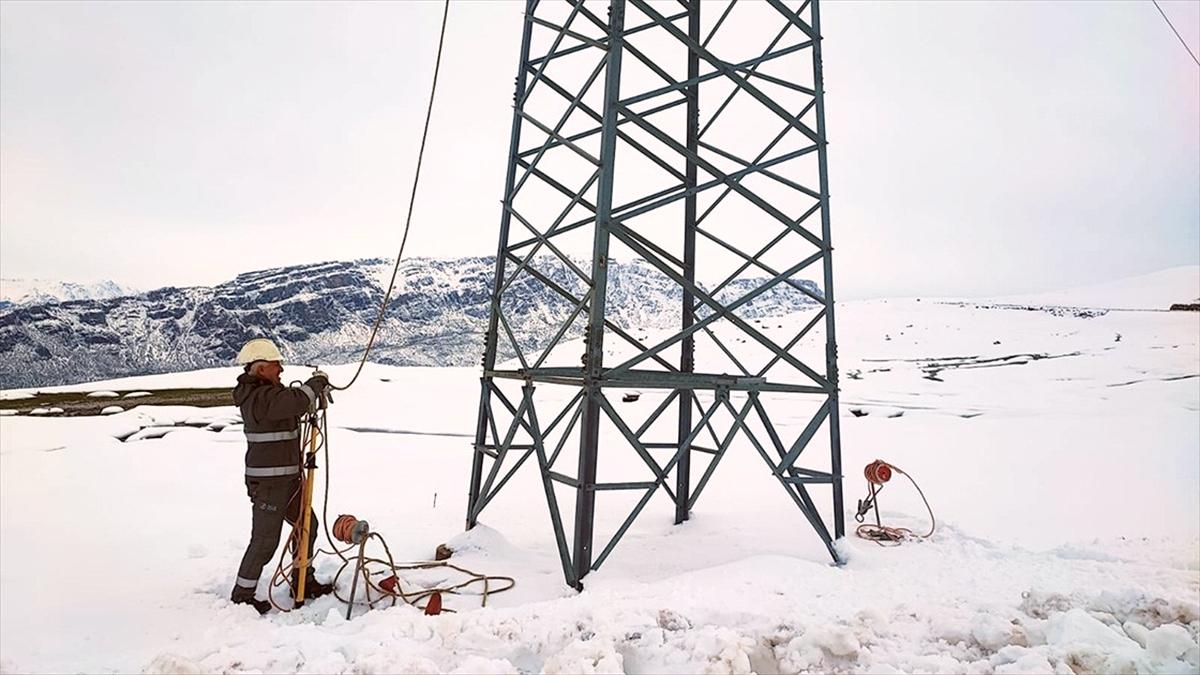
[854, 459, 935, 545]
[864, 459, 893, 485]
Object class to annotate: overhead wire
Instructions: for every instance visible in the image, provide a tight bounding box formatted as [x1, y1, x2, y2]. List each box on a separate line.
[332, 0, 1200, 394]
[269, 0, 1200, 594]
[1151, 0, 1200, 67]
[335, 0, 452, 392]
[258, 3, 516, 614]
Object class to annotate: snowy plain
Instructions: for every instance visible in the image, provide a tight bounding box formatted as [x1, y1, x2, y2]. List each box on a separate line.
[1, 272, 1198, 674]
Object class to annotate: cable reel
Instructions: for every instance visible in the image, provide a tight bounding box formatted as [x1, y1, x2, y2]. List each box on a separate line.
[863, 459, 893, 485]
[264, 391, 515, 618]
[334, 514, 373, 620]
[333, 514, 370, 545]
[854, 459, 935, 546]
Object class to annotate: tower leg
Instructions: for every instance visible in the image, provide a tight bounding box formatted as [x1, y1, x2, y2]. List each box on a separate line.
[675, 0, 701, 526]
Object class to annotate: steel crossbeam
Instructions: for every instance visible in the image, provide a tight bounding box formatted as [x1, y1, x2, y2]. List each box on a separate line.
[468, 0, 844, 589]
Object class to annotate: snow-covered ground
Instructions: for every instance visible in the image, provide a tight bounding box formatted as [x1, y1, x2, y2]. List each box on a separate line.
[1, 280, 1198, 673]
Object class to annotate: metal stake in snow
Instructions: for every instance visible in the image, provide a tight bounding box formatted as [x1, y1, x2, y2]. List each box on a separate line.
[333, 515, 371, 620]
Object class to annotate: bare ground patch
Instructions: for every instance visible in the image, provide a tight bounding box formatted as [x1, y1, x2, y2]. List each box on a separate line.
[0, 388, 232, 417]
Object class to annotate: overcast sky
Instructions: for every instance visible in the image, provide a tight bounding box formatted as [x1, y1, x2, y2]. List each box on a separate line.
[1, 0, 1197, 299]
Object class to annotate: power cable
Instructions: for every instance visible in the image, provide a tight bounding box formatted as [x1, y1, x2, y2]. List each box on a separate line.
[260, 1, 505, 616]
[267, 406, 514, 614]
[335, 0, 451, 391]
[1151, 0, 1200, 68]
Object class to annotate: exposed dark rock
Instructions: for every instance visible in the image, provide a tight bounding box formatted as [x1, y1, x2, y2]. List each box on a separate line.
[0, 257, 822, 388]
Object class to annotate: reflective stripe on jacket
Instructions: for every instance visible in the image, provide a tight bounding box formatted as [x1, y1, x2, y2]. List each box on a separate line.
[232, 371, 315, 478]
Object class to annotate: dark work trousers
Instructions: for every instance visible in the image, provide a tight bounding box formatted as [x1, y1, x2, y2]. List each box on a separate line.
[231, 477, 318, 600]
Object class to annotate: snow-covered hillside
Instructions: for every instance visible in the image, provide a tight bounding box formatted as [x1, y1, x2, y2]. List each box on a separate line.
[1, 291, 1196, 673]
[0, 278, 136, 308]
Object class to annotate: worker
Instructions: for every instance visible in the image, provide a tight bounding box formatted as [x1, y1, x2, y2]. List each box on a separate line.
[229, 337, 334, 614]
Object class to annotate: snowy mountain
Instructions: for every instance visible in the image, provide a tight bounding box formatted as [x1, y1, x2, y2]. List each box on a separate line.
[0, 257, 819, 388]
[0, 278, 137, 309]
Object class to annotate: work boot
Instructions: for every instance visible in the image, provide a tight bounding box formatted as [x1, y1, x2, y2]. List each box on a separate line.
[292, 570, 334, 600]
[232, 595, 272, 615]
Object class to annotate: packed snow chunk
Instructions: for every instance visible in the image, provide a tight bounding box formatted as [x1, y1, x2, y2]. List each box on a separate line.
[28, 407, 63, 415]
[971, 611, 1019, 651]
[832, 536, 854, 564]
[0, 410, 16, 416]
[100, 406, 123, 415]
[1050, 543, 1121, 562]
[1020, 590, 1076, 620]
[347, 652, 440, 674]
[0, 391, 35, 400]
[1124, 621, 1152, 648]
[1145, 624, 1196, 662]
[1046, 609, 1138, 651]
[812, 624, 860, 657]
[541, 637, 624, 675]
[447, 656, 519, 674]
[144, 653, 207, 674]
[122, 391, 152, 398]
[442, 523, 521, 558]
[690, 627, 758, 674]
[657, 608, 693, 632]
[86, 391, 120, 398]
[993, 651, 1055, 674]
[776, 624, 862, 672]
[1045, 609, 1142, 673]
[124, 405, 202, 426]
[183, 413, 238, 427]
[124, 426, 189, 442]
[928, 611, 974, 646]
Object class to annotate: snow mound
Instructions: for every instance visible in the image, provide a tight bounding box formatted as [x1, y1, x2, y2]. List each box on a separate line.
[87, 391, 120, 398]
[100, 406, 123, 415]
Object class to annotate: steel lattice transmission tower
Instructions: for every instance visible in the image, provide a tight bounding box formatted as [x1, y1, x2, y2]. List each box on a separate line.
[468, 0, 844, 589]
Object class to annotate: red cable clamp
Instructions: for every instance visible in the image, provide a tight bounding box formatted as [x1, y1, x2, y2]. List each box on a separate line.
[379, 575, 398, 594]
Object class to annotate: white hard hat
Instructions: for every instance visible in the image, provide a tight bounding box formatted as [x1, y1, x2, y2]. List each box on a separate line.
[236, 338, 285, 365]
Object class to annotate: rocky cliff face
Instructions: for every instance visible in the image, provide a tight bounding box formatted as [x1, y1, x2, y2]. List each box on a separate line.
[0, 257, 819, 388]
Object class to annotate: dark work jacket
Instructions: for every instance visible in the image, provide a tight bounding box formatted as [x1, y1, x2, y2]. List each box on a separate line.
[232, 372, 316, 481]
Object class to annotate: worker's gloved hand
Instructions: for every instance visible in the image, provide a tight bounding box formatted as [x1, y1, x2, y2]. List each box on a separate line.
[305, 374, 330, 397]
